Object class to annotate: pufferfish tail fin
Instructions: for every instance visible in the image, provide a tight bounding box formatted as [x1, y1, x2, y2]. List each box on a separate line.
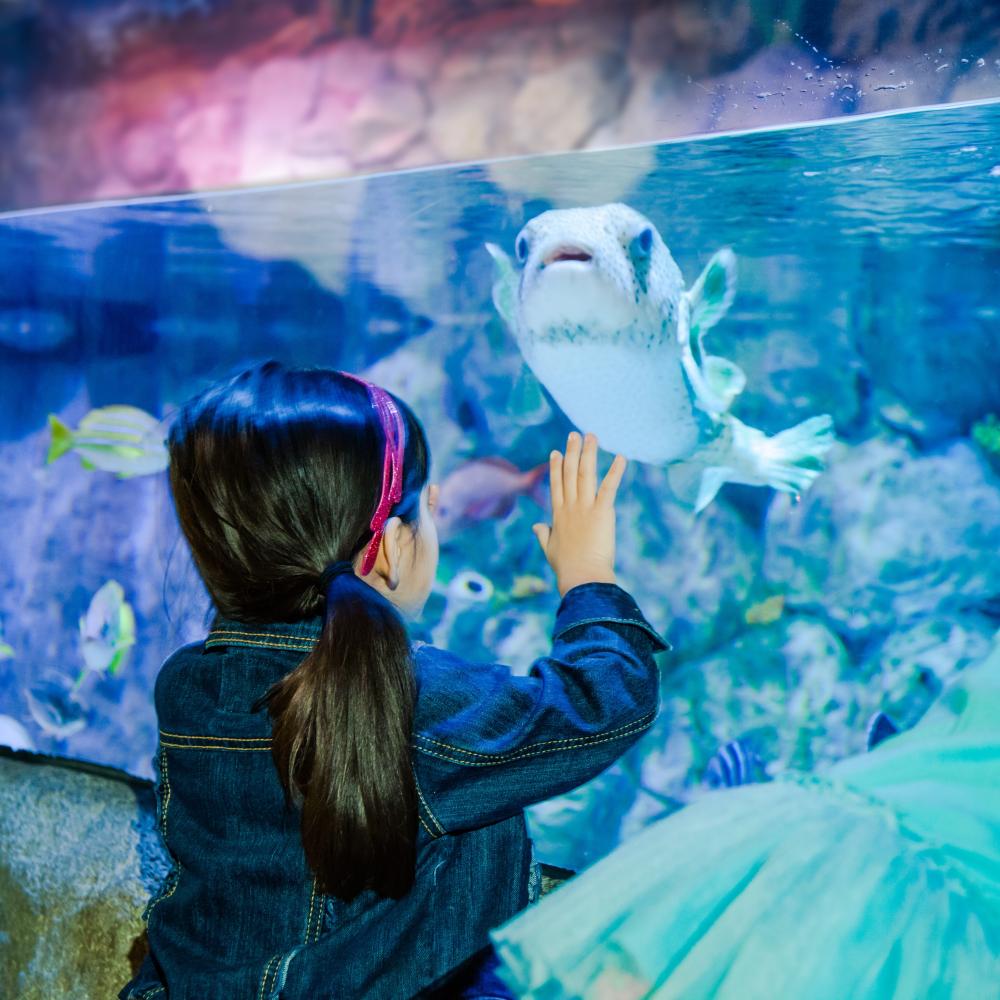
[669, 412, 837, 513]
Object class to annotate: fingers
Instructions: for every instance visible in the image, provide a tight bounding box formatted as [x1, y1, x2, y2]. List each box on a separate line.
[549, 449, 564, 509]
[596, 454, 627, 507]
[563, 431, 581, 503]
[579, 432, 597, 500]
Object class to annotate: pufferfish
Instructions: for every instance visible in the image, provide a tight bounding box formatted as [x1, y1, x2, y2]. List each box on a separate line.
[486, 203, 835, 512]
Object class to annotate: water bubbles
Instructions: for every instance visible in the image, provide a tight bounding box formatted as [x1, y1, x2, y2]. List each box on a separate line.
[935, 63, 950, 73]
[990, 166, 1000, 178]
[977, 58, 986, 68]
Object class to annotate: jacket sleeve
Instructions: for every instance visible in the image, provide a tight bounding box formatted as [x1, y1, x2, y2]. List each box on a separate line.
[411, 582, 669, 835]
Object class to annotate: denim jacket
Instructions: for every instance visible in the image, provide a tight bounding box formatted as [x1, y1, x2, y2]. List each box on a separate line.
[119, 582, 669, 1000]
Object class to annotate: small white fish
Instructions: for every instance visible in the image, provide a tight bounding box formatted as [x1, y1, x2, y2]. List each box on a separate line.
[0, 714, 35, 751]
[24, 674, 87, 739]
[487, 204, 835, 511]
[47, 405, 168, 478]
[79, 580, 136, 677]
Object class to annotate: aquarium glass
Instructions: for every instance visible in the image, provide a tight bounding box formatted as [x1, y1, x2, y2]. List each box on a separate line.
[1, 98, 998, 869]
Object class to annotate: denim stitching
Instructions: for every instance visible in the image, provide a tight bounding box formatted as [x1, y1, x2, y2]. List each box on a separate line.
[417, 813, 436, 837]
[145, 751, 181, 910]
[206, 637, 315, 652]
[305, 878, 318, 943]
[159, 729, 270, 742]
[209, 629, 318, 644]
[159, 741, 272, 751]
[552, 615, 670, 649]
[414, 773, 446, 836]
[158, 748, 171, 838]
[415, 714, 654, 766]
[415, 710, 656, 760]
[259, 955, 279, 1000]
[134, 986, 165, 999]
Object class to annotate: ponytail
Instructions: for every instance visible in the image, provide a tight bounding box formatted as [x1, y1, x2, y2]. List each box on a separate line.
[260, 570, 417, 901]
[167, 362, 430, 903]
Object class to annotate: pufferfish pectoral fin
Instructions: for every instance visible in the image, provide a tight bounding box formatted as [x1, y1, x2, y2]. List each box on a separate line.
[687, 247, 737, 358]
[485, 242, 517, 331]
[702, 355, 747, 414]
[677, 248, 740, 417]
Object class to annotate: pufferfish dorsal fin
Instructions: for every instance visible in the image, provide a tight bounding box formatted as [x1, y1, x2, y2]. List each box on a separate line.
[485, 242, 517, 331]
[677, 248, 740, 416]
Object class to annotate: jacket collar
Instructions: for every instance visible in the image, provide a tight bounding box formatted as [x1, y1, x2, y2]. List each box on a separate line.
[205, 614, 323, 654]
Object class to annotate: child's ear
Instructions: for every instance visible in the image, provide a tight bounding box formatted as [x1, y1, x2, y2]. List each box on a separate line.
[382, 517, 404, 590]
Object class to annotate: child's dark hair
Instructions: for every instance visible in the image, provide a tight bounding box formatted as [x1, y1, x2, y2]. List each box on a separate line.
[167, 360, 430, 901]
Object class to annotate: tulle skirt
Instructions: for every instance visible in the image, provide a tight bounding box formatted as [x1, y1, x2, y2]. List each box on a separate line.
[491, 640, 1000, 999]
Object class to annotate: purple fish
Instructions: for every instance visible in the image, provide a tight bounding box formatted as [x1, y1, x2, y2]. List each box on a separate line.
[436, 457, 548, 540]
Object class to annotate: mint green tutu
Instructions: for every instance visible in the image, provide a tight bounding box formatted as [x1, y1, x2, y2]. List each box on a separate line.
[491, 638, 1000, 1000]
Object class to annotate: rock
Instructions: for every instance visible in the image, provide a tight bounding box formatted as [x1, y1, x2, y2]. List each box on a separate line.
[706, 43, 857, 134]
[585, 68, 707, 148]
[613, 464, 765, 659]
[174, 102, 243, 191]
[317, 38, 392, 96]
[240, 55, 324, 184]
[427, 72, 521, 162]
[860, 614, 998, 728]
[0, 749, 168, 1000]
[347, 79, 427, 166]
[526, 762, 638, 870]
[118, 122, 174, 187]
[826, 0, 999, 62]
[507, 52, 627, 154]
[848, 244, 1000, 443]
[764, 436, 1000, 639]
[634, 615, 865, 811]
[392, 39, 448, 83]
[628, 0, 756, 78]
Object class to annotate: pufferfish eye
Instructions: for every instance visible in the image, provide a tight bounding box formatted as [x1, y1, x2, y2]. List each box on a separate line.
[630, 228, 654, 258]
[516, 235, 530, 262]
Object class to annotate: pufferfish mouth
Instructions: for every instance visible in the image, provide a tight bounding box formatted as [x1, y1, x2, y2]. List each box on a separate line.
[543, 246, 593, 266]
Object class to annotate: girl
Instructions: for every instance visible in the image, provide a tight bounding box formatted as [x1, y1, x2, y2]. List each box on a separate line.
[120, 361, 668, 1000]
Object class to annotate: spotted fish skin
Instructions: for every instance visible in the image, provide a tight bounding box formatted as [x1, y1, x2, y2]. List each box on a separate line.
[487, 203, 836, 512]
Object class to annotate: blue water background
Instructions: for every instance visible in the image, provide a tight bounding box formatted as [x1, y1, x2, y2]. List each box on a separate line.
[1, 99, 998, 868]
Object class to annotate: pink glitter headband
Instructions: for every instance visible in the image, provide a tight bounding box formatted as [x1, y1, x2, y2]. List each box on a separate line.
[338, 371, 405, 576]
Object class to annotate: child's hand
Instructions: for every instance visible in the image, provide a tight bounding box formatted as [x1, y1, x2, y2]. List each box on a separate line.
[531, 431, 627, 597]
